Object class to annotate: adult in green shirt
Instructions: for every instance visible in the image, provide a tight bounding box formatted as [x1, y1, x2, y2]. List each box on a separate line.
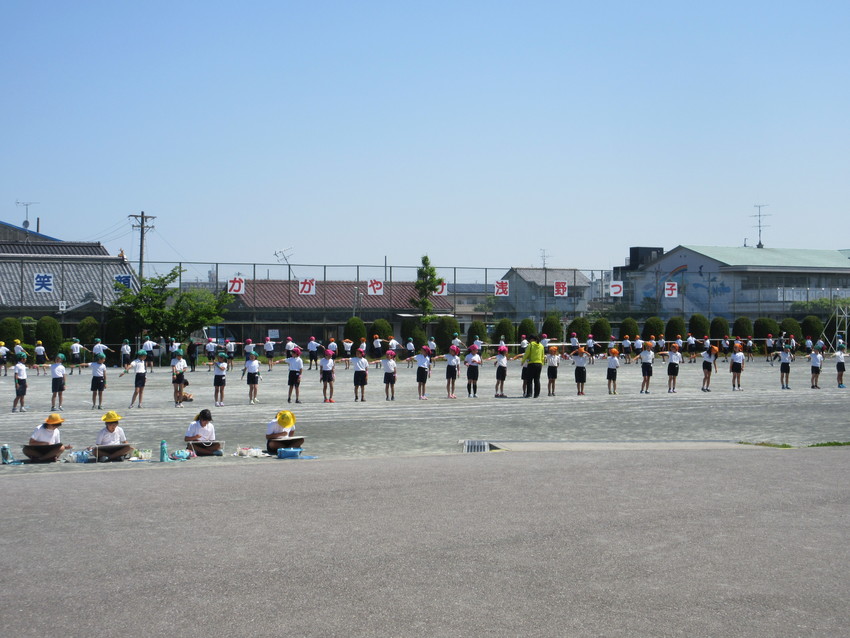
[522, 335, 545, 398]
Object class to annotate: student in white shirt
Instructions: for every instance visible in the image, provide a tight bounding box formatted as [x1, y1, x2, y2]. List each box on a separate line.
[70, 337, 88, 372]
[606, 347, 620, 395]
[414, 346, 431, 400]
[171, 349, 189, 407]
[184, 409, 221, 456]
[242, 350, 261, 405]
[464, 345, 482, 398]
[306, 336, 320, 370]
[120, 350, 148, 408]
[50, 354, 67, 411]
[205, 338, 217, 363]
[120, 339, 132, 370]
[778, 343, 794, 389]
[34, 340, 47, 374]
[665, 344, 683, 393]
[319, 349, 335, 402]
[23, 412, 71, 462]
[405, 338, 415, 368]
[634, 341, 655, 394]
[142, 336, 157, 373]
[806, 347, 824, 389]
[382, 350, 398, 401]
[264, 337, 276, 371]
[285, 347, 304, 404]
[0, 340, 9, 376]
[89, 352, 108, 409]
[544, 346, 559, 397]
[213, 351, 228, 406]
[352, 348, 369, 401]
[93, 410, 133, 462]
[701, 346, 718, 392]
[13, 352, 29, 412]
[225, 339, 236, 370]
[571, 348, 590, 396]
[729, 344, 745, 391]
[444, 345, 461, 399]
[495, 345, 511, 398]
[621, 335, 632, 363]
[834, 343, 846, 388]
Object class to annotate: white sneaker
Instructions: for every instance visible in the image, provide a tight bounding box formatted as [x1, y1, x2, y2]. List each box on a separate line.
[20, 407, 27, 412]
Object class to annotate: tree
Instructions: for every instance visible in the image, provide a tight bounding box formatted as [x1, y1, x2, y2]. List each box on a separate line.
[0, 317, 24, 344]
[590, 317, 612, 343]
[435, 316, 461, 353]
[710, 316, 730, 339]
[665, 316, 686, 340]
[410, 255, 444, 325]
[619, 317, 639, 340]
[689, 314, 710, 338]
[517, 318, 536, 341]
[467, 321, 488, 348]
[642, 316, 665, 340]
[490, 318, 515, 347]
[541, 314, 562, 341]
[77, 316, 100, 345]
[566, 317, 591, 341]
[344, 317, 366, 344]
[36, 316, 63, 355]
[779, 318, 802, 341]
[801, 315, 824, 341]
[109, 267, 232, 341]
[732, 316, 753, 338]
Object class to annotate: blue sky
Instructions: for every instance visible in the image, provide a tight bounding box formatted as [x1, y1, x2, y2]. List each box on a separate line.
[2, 1, 848, 274]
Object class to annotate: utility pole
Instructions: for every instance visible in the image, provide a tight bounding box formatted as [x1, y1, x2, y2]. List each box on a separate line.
[128, 212, 156, 278]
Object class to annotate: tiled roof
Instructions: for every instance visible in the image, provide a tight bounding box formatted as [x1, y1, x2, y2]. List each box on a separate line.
[0, 258, 137, 307]
[505, 268, 591, 287]
[233, 280, 455, 311]
[0, 241, 110, 256]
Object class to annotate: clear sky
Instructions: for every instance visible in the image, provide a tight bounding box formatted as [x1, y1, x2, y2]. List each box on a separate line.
[3, 1, 849, 274]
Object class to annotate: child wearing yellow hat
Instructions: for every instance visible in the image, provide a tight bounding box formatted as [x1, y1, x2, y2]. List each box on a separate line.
[265, 410, 303, 456]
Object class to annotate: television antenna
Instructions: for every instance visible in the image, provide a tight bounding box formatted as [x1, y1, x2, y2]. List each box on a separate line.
[16, 200, 39, 230]
[274, 248, 295, 276]
[751, 204, 770, 248]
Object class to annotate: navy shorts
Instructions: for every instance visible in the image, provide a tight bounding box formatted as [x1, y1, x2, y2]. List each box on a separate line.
[667, 363, 679, 377]
[466, 366, 479, 381]
[546, 366, 557, 380]
[51, 378, 65, 393]
[497, 367, 508, 381]
[213, 375, 226, 387]
[288, 371, 301, 387]
[416, 368, 428, 383]
[134, 373, 147, 388]
[91, 377, 105, 391]
[15, 380, 27, 396]
[383, 372, 396, 385]
[642, 362, 653, 377]
[606, 368, 617, 381]
[321, 370, 334, 383]
[354, 370, 368, 387]
[246, 372, 259, 385]
[445, 365, 458, 380]
[574, 367, 587, 383]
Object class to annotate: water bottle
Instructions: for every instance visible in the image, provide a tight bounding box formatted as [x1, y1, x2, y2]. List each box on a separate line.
[1, 444, 11, 464]
[160, 439, 169, 462]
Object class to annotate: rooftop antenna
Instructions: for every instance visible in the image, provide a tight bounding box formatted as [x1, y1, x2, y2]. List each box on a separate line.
[752, 204, 770, 248]
[274, 248, 295, 277]
[540, 248, 549, 268]
[16, 200, 39, 238]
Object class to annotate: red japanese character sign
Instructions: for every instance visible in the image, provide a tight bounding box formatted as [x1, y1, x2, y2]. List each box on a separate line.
[664, 281, 678, 298]
[227, 277, 245, 295]
[298, 278, 317, 295]
[367, 279, 384, 296]
[553, 281, 568, 297]
[609, 281, 624, 297]
[494, 280, 509, 297]
[432, 281, 447, 297]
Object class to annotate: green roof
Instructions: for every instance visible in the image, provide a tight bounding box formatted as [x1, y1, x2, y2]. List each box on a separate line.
[681, 246, 850, 269]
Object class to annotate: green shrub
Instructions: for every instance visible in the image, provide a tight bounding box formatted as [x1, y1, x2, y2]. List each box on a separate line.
[689, 314, 710, 338]
[467, 321, 488, 348]
[779, 318, 802, 342]
[76, 316, 100, 345]
[732, 316, 753, 339]
[665, 316, 686, 340]
[567, 317, 591, 341]
[753, 317, 780, 353]
[36, 316, 63, 356]
[801, 315, 824, 342]
[517, 318, 536, 341]
[368, 319, 392, 340]
[344, 317, 366, 344]
[0, 317, 24, 344]
[401, 317, 426, 354]
[490, 318, 515, 347]
[435, 316, 461, 353]
[642, 316, 665, 340]
[619, 317, 639, 340]
[590, 318, 612, 344]
[540, 314, 562, 342]
[710, 316, 730, 340]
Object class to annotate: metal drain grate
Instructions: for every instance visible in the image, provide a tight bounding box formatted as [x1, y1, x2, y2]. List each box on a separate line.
[462, 440, 490, 453]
